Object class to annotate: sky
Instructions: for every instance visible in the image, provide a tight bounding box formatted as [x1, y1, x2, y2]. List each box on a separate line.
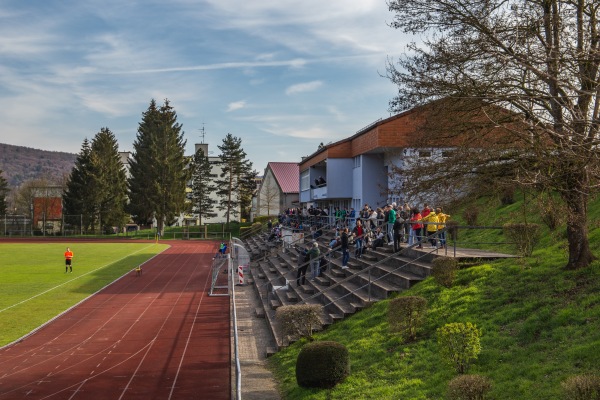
[0, 0, 411, 174]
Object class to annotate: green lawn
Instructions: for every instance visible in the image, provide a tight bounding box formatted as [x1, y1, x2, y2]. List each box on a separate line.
[0, 242, 169, 346]
[269, 194, 600, 399]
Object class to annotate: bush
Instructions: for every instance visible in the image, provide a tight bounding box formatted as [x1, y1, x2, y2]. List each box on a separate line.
[561, 374, 600, 400]
[447, 374, 492, 400]
[503, 223, 541, 257]
[388, 296, 427, 342]
[463, 207, 479, 226]
[538, 195, 565, 231]
[432, 257, 459, 288]
[446, 220, 459, 241]
[437, 322, 482, 374]
[276, 304, 323, 343]
[296, 341, 350, 388]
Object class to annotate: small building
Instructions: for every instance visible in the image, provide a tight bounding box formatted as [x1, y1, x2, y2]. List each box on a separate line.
[256, 162, 299, 217]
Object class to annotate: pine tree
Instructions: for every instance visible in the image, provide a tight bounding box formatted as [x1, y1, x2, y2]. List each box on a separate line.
[90, 128, 128, 232]
[190, 147, 217, 225]
[63, 139, 96, 232]
[215, 133, 253, 225]
[0, 170, 8, 215]
[127, 100, 159, 227]
[128, 99, 189, 234]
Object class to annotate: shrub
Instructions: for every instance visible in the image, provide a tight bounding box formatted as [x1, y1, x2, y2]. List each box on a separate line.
[437, 322, 482, 374]
[432, 257, 459, 288]
[463, 207, 479, 226]
[276, 304, 322, 343]
[446, 220, 459, 241]
[447, 374, 492, 400]
[388, 296, 427, 342]
[561, 374, 600, 400]
[499, 184, 515, 205]
[538, 195, 565, 231]
[296, 341, 350, 388]
[503, 223, 541, 257]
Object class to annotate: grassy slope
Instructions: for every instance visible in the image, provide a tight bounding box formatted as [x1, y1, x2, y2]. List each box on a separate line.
[269, 194, 600, 399]
[0, 242, 168, 346]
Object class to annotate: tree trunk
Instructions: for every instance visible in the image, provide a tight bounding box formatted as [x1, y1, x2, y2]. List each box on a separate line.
[562, 187, 596, 270]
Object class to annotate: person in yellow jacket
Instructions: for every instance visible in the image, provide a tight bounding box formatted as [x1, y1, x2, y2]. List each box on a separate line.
[436, 207, 451, 248]
[422, 210, 439, 248]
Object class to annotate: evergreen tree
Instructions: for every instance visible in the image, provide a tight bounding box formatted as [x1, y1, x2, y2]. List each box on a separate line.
[63, 139, 96, 232]
[90, 128, 128, 232]
[128, 99, 188, 234]
[215, 133, 253, 225]
[127, 100, 159, 227]
[0, 170, 8, 215]
[190, 147, 217, 225]
[239, 168, 258, 221]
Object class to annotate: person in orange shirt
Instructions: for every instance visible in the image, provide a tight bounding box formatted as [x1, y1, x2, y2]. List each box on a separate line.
[64, 247, 74, 273]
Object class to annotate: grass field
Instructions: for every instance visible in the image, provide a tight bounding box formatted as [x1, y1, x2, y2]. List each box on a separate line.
[0, 242, 169, 347]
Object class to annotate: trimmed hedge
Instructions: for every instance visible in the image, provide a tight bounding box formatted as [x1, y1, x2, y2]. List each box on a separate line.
[432, 257, 459, 288]
[296, 341, 350, 388]
[447, 374, 492, 400]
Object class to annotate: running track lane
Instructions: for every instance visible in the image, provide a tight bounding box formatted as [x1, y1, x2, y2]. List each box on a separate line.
[0, 241, 230, 400]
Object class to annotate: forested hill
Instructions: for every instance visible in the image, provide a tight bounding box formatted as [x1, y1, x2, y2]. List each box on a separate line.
[0, 143, 76, 188]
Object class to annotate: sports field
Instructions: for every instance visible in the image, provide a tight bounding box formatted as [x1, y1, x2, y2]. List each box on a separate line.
[0, 241, 169, 347]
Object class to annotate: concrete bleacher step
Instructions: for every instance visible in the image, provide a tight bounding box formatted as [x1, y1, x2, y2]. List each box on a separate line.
[257, 272, 266, 279]
[266, 347, 278, 357]
[268, 266, 277, 274]
[299, 285, 314, 295]
[361, 253, 378, 262]
[255, 307, 265, 318]
[285, 291, 298, 303]
[329, 313, 344, 323]
[331, 268, 346, 278]
[270, 299, 281, 310]
[315, 276, 331, 286]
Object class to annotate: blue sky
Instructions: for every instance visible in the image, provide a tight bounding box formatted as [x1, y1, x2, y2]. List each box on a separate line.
[0, 0, 410, 173]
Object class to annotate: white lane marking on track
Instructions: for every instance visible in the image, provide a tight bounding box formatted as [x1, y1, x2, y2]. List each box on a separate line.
[0, 244, 158, 314]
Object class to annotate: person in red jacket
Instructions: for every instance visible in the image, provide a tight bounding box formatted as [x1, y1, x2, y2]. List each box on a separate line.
[64, 247, 74, 273]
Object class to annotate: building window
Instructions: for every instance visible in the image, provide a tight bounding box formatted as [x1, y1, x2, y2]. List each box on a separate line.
[300, 170, 310, 191]
[354, 155, 361, 168]
[442, 150, 454, 158]
[418, 150, 432, 158]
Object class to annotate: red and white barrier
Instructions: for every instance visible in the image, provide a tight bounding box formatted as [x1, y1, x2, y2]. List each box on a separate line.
[238, 265, 244, 285]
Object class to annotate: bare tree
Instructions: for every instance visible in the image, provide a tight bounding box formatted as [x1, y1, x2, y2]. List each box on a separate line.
[258, 175, 280, 217]
[387, 0, 600, 269]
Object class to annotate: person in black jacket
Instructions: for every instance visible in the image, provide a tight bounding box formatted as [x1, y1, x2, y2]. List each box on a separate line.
[340, 228, 349, 269]
[296, 247, 309, 286]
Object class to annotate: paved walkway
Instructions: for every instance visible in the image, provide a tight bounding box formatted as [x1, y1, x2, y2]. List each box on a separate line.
[234, 282, 281, 400]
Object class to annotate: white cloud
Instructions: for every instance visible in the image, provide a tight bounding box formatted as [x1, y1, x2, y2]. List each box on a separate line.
[227, 101, 247, 112]
[285, 80, 323, 95]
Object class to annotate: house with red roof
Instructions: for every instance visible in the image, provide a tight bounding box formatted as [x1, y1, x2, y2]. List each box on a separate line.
[256, 162, 299, 217]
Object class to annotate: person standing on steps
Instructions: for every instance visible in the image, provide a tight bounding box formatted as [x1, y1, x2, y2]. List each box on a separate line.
[308, 241, 321, 281]
[64, 247, 74, 273]
[341, 227, 350, 270]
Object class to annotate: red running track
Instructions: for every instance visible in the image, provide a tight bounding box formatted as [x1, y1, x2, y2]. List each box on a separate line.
[0, 241, 230, 400]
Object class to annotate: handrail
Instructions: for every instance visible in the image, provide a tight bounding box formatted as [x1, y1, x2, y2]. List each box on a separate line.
[297, 232, 441, 306]
[230, 251, 242, 400]
[239, 222, 266, 240]
[250, 220, 337, 291]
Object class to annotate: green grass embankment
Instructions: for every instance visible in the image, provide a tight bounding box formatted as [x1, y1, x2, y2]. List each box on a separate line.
[269, 194, 600, 399]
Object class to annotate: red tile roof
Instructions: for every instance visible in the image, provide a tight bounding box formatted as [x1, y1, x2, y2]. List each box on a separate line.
[267, 162, 299, 193]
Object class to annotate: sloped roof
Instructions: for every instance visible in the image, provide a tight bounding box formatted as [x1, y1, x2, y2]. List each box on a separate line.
[267, 162, 299, 194]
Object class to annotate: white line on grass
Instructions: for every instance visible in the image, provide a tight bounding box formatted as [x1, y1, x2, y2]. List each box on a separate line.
[0, 244, 160, 314]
